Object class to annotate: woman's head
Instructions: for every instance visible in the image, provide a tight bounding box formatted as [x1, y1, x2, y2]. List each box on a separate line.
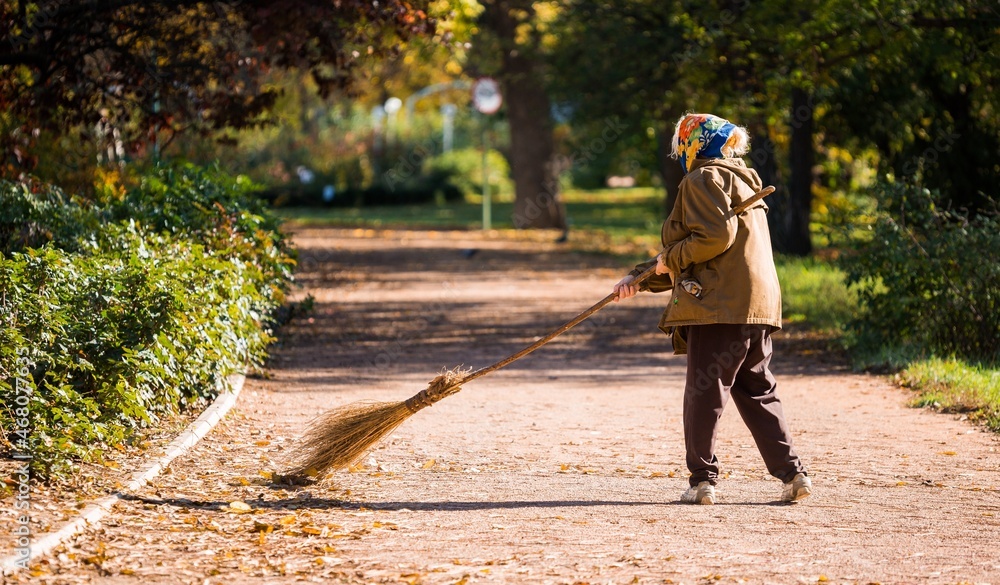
[670, 113, 750, 173]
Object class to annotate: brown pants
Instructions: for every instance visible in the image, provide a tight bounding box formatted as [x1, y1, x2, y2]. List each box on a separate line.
[683, 323, 805, 486]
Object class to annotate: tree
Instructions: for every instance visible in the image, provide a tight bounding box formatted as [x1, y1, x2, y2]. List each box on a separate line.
[0, 0, 434, 177]
[825, 0, 1000, 212]
[476, 0, 567, 231]
[548, 0, 687, 212]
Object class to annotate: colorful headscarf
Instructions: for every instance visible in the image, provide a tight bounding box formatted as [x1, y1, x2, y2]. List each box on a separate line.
[675, 113, 740, 173]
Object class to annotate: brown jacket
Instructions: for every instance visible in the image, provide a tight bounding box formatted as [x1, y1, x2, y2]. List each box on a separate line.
[630, 158, 782, 347]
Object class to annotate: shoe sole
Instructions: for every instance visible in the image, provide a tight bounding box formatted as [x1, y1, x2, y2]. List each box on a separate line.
[786, 486, 812, 503]
[698, 495, 715, 505]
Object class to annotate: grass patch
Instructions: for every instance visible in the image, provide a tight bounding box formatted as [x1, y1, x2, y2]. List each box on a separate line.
[775, 255, 856, 332]
[900, 358, 1000, 431]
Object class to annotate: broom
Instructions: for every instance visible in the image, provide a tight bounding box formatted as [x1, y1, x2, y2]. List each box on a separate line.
[283, 185, 775, 479]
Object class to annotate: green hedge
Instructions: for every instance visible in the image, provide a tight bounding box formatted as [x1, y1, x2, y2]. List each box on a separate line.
[842, 181, 1000, 367]
[0, 164, 294, 478]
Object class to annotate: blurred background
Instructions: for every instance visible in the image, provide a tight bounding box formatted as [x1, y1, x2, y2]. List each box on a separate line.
[3, 0, 997, 254]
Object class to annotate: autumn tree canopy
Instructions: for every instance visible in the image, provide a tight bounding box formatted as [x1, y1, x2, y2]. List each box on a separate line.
[0, 0, 434, 174]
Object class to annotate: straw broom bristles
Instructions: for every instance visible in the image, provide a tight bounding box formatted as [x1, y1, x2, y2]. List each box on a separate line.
[282, 368, 468, 479]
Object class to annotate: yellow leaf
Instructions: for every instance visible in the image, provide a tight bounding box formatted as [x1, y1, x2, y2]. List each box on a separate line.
[302, 526, 324, 535]
[278, 514, 297, 526]
[818, 576, 829, 582]
[938, 450, 957, 456]
[401, 573, 422, 585]
[896, 481, 907, 486]
[258, 470, 273, 481]
[229, 501, 252, 513]
[453, 576, 470, 585]
[560, 464, 570, 471]
[252, 521, 272, 533]
[422, 459, 436, 469]
[236, 477, 250, 486]
[255, 440, 271, 447]
[648, 471, 666, 478]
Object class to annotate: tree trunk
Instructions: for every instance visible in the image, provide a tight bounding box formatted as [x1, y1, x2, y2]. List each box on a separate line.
[747, 121, 789, 252]
[483, 0, 567, 231]
[786, 87, 815, 256]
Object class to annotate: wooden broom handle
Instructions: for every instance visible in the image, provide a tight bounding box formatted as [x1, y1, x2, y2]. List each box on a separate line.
[456, 185, 775, 386]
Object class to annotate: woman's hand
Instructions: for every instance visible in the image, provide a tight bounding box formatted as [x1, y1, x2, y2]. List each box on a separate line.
[655, 253, 673, 278]
[613, 274, 638, 302]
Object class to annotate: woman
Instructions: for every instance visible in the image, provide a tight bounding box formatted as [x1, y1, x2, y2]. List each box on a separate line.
[614, 113, 811, 505]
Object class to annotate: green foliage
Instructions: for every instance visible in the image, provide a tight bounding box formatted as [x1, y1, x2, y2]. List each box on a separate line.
[0, 164, 294, 478]
[425, 148, 513, 202]
[842, 181, 1000, 367]
[775, 256, 857, 332]
[0, 179, 104, 253]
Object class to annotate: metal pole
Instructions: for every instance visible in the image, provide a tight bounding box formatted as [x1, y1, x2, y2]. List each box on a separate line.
[441, 104, 456, 152]
[481, 116, 491, 230]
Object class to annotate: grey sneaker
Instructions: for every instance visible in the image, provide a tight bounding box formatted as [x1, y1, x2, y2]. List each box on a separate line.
[781, 473, 812, 502]
[681, 481, 716, 505]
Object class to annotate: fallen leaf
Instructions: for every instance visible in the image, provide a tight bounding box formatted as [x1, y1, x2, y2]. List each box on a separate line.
[938, 451, 957, 456]
[422, 459, 436, 469]
[648, 471, 666, 478]
[229, 501, 252, 513]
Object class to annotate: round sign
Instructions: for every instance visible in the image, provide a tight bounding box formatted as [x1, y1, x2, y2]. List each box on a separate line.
[472, 77, 502, 114]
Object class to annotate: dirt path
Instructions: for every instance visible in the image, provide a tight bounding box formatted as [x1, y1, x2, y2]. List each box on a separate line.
[14, 227, 1000, 584]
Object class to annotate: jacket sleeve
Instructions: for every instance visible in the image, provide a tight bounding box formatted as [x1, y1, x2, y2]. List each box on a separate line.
[662, 172, 738, 275]
[628, 259, 673, 293]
